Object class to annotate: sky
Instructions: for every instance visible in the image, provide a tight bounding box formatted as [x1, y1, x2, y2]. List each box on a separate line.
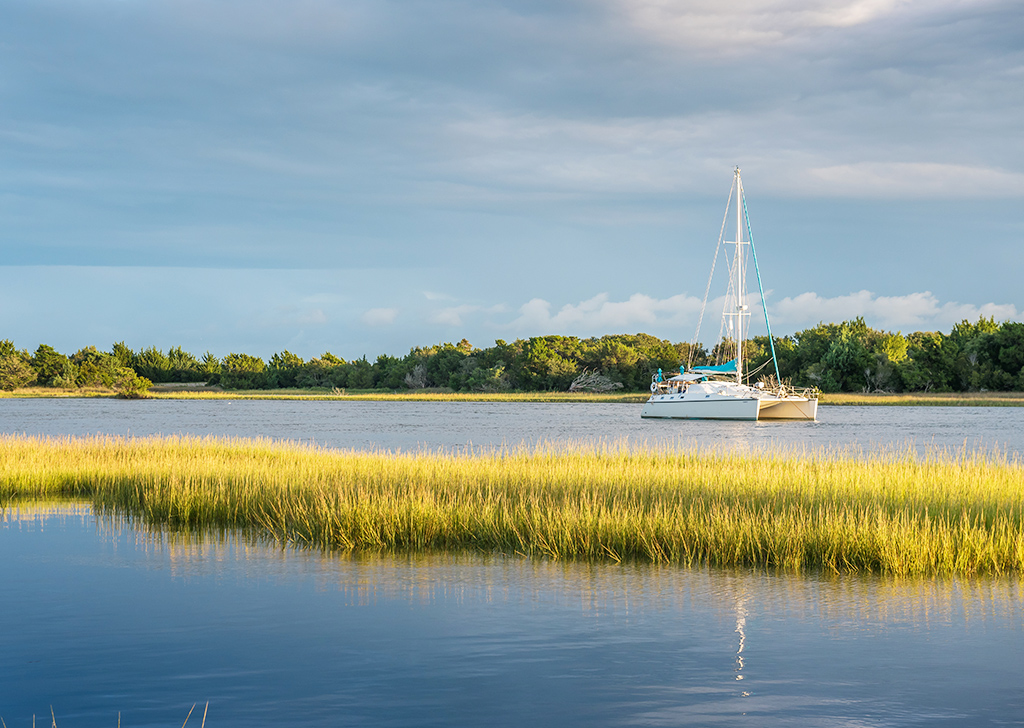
[1, 0, 1022, 360]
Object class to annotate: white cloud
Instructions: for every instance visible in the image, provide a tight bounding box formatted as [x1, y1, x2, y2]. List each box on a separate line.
[617, 0, 948, 53]
[442, 109, 1024, 201]
[430, 305, 480, 327]
[509, 293, 704, 334]
[453, 289, 1022, 341]
[429, 303, 509, 327]
[361, 307, 399, 326]
[806, 162, 1024, 198]
[772, 290, 1019, 331]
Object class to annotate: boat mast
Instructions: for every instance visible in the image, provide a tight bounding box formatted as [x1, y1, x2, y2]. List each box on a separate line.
[734, 167, 745, 385]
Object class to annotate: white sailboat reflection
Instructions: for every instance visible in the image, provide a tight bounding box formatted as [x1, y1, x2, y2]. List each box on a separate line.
[735, 595, 751, 697]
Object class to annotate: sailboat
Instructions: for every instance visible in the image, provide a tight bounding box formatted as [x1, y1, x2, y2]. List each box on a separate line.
[640, 168, 818, 421]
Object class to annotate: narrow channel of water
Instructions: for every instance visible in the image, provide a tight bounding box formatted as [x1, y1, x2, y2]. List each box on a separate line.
[3, 505, 1023, 727]
[2, 398, 1023, 455]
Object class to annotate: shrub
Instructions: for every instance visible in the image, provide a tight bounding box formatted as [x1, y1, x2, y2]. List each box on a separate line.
[112, 367, 152, 399]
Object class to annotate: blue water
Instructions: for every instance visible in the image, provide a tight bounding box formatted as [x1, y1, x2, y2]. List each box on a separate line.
[3, 401, 1024, 726]
[2, 505, 1023, 727]
[2, 398, 1023, 455]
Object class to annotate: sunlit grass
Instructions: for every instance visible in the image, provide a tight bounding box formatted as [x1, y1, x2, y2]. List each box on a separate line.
[0, 386, 115, 399]
[820, 392, 1024, 407]
[0, 387, 649, 403]
[3, 434, 1023, 575]
[8, 386, 1024, 406]
[144, 390, 650, 402]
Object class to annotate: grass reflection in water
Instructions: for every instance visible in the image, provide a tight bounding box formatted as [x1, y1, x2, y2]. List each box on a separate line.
[2, 434, 1023, 576]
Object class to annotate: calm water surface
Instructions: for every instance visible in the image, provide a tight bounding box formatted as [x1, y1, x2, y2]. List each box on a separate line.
[2, 399, 1024, 454]
[3, 505, 1024, 727]
[4, 402, 1024, 725]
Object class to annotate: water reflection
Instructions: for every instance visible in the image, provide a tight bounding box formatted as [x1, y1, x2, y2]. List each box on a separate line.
[734, 594, 747, 686]
[4, 503, 1024, 727]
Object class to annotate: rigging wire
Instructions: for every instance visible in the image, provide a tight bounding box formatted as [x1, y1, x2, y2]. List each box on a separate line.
[688, 182, 734, 370]
[742, 193, 782, 385]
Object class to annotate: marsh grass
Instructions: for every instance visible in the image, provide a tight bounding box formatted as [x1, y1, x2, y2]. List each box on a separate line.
[6, 386, 1024, 405]
[0, 702, 207, 728]
[3, 435, 1023, 575]
[0, 388, 649, 403]
[820, 392, 1024, 407]
[146, 390, 651, 402]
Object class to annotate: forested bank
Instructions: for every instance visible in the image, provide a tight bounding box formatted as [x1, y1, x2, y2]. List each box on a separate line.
[2, 316, 1023, 395]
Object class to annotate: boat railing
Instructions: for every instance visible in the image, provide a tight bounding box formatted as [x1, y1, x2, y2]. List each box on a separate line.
[650, 373, 819, 400]
[650, 379, 679, 395]
[773, 384, 819, 400]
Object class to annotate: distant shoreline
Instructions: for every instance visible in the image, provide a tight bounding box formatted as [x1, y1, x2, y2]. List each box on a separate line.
[3, 387, 1024, 406]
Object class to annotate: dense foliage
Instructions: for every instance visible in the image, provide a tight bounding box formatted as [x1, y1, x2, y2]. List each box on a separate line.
[2, 316, 1023, 393]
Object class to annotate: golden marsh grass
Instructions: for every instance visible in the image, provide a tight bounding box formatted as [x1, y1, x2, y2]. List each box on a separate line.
[2, 434, 1023, 575]
[0, 388, 650, 403]
[6, 387, 1024, 405]
[819, 392, 1024, 407]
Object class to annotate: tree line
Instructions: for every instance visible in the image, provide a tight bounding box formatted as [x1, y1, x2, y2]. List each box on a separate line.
[2, 316, 1022, 394]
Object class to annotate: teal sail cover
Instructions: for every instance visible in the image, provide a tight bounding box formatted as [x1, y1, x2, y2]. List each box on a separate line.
[690, 359, 738, 374]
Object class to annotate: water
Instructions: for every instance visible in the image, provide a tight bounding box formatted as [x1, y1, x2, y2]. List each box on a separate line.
[2, 399, 1024, 455]
[4, 401, 1024, 725]
[3, 504, 1023, 727]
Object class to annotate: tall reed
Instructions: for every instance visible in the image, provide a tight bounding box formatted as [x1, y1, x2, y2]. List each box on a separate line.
[2, 435, 1022, 575]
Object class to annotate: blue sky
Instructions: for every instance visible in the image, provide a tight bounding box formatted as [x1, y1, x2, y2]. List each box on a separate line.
[1, 0, 1021, 359]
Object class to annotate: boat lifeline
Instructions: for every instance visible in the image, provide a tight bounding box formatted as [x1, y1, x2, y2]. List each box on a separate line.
[641, 169, 818, 421]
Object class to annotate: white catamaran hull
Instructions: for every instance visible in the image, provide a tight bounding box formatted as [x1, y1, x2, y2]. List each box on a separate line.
[640, 390, 818, 421]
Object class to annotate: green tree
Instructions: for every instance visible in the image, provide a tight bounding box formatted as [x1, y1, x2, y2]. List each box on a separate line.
[201, 352, 222, 384]
[971, 322, 1024, 390]
[167, 346, 204, 382]
[110, 341, 136, 368]
[269, 350, 304, 388]
[819, 327, 871, 392]
[296, 353, 345, 388]
[900, 332, 955, 392]
[863, 332, 908, 392]
[32, 345, 77, 388]
[424, 342, 471, 389]
[134, 347, 173, 383]
[71, 346, 119, 388]
[373, 354, 409, 389]
[464, 362, 509, 391]
[220, 353, 269, 390]
[510, 336, 581, 390]
[345, 357, 374, 389]
[0, 339, 35, 390]
[948, 317, 999, 390]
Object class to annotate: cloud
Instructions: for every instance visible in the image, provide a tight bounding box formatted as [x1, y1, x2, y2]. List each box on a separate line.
[429, 303, 509, 327]
[429, 305, 481, 327]
[249, 305, 329, 329]
[806, 163, 1024, 198]
[2, 0, 1023, 362]
[616, 0, 973, 53]
[508, 293, 704, 334]
[361, 308, 399, 326]
[476, 289, 1021, 340]
[772, 290, 1019, 331]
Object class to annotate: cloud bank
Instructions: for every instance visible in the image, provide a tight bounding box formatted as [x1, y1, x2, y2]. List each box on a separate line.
[1, 0, 1021, 357]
